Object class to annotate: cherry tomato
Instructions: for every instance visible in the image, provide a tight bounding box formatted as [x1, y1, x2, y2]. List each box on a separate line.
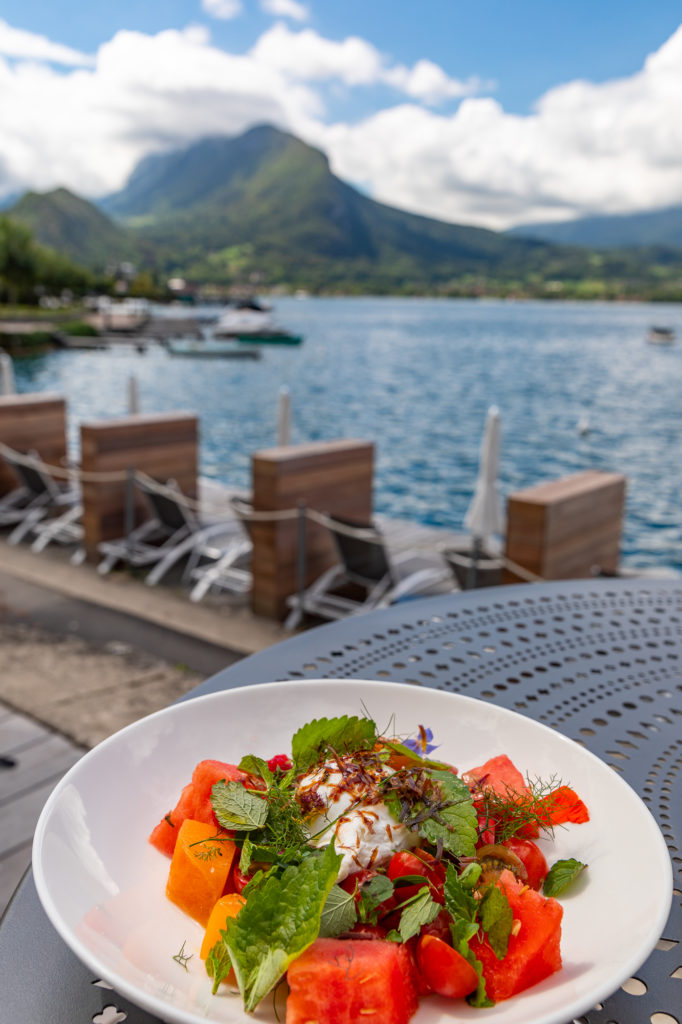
[339, 869, 378, 902]
[502, 837, 548, 890]
[388, 850, 445, 904]
[231, 861, 269, 894]
[416, 935, 479, 999]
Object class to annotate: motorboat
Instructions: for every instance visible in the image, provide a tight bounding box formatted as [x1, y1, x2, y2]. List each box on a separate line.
[647, 326, 675, 345]
[213, 303, 302, 344]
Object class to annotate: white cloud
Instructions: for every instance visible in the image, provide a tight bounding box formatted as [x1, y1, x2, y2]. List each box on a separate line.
[250, 23, 477, 101]
[250, 24, 384, 84]
[0, 18, 93, 66]
[201, 0, 243, 20]
[0, 17, 681, 232]
[261, 0, 309, 22]
[317, 25, 682, 229]
[0, 25, 321, 199]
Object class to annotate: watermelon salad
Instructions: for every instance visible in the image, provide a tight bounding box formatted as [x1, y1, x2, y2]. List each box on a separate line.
[149, 714, 590, 1023]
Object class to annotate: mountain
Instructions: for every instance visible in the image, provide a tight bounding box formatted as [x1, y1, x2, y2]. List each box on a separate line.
[508, 204, 682, 250]
[9, 126, 682, 297]
[7, 187, 135, 270]
[101, 125, 561, 291]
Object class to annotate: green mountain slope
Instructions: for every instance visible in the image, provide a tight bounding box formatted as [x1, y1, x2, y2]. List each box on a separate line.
[102, 125, 562, 291]
[8, 187, 135, 270]
[508, 205, 682, 249]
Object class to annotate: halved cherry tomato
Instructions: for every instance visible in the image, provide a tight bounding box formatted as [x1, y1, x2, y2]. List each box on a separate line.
[388, 849, 445, 904]
[502, 837, 548, 890]
[231, 861, 269, 894]
[416, 934, 479, 998]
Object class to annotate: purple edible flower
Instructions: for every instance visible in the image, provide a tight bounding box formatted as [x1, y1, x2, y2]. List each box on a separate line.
[404, 725, 439, 756]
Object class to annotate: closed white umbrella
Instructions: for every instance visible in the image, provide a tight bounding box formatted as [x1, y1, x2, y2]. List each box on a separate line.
[277, 385, 291, 446]
[0, 351, 15, 395]
[127, 374, 140, 414]
[463, 406, 503, 587]
[465, 405, 503, 540]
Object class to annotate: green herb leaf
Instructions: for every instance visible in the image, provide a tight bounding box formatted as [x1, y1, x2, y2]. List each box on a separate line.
[417, 770, 478, 858]
[381, 739, 452, 771]
[239, 835, 253, 874]
[543, 858, 587, 897]
[479, 885, 513, 960]
[319, 884, 358, 937]
[357, 874, 394, 923]
[238, 754, 273, 786]
[397, 886, 440, 942]
[211, 780, 269, 831]
[292, 716, 377, 771]
[463, 947, 494, 1008]
[443, 862, 478, 923]
[223, 841, 342, 1010]
[205, 937, 232, 994]
[385, 929, 402, 942]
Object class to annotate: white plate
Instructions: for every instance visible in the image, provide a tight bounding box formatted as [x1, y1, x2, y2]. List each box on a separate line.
[33, 680, 672, 1024]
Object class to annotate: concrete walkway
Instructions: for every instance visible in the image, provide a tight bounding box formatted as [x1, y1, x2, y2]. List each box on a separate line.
[0, 542, 285, 918]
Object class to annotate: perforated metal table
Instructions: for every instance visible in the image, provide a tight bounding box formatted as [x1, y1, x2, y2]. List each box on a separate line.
[1, 578, 680, 1024]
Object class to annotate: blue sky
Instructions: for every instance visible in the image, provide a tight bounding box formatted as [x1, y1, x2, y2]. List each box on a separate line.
[1, 1, 681, 229]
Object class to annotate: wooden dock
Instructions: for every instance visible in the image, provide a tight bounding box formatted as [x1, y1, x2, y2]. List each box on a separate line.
[0, 702, 84, 917]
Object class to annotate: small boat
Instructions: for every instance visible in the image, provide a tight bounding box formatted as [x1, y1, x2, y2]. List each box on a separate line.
[237, 332, 303, 346]
[647, 326, 675, 345]
[214, 304, 302, 345]
[167, 340, 261, 359]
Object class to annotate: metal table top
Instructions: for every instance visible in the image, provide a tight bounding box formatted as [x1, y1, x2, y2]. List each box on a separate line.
[2, 578, 680, 1024]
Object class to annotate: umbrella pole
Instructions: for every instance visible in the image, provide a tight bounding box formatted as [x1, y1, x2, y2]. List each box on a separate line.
[466, 535, 482, 590]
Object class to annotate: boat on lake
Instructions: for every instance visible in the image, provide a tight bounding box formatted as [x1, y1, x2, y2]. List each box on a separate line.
[213, 303, 302, 345]
[647, 326, 675, 345]
[167, 339, 261, 359]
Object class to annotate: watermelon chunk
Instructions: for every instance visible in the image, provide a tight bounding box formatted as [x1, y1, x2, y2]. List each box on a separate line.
[469, 869, 563, 1001]
[149, 760, 250, 857]
[464, 754, 530, 799]
[286, 938, 418, 1024]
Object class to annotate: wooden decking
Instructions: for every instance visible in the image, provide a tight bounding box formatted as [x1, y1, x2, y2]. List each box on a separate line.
[0, 701, 84, 916]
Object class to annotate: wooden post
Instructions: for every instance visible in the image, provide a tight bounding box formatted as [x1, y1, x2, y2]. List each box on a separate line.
[251, 440, 374, 619]
[0, 394, 67, 496]
[80, 412, 198, 562]
[504, 470, 626, 582]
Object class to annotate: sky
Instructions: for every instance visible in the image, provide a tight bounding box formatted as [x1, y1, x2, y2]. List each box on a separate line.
[1, 1, 681, 230]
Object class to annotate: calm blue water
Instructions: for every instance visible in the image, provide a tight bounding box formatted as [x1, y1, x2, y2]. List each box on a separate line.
[13, 297, 682, 573]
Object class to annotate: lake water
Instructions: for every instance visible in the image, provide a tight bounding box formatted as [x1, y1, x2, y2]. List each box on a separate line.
[13, 297, 682, 574]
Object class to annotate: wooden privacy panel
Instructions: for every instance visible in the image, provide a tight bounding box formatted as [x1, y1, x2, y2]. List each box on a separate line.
[80, 412, 198, 561]
[251, 440, 374, 619]
[504, 469, 626, 582]
[0, 394, 67, 495]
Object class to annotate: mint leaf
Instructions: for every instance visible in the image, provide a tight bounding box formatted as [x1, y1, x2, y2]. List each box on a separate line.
[205, 937, 233, 995]
[211, 780, 268, 831]
[224, 841, 342, 1011]
[319, 884, 358, 937]
[543, 858, 587, 897]
[292, 716, 377, 771]
[398, 886, 440, 942]
[238, 754, 273, 785]
[479, 885, 513, 960]
[418, 770, 478, 858]
[443, 862, 478, 923]
[463, 948, 495, 1008]
[357, 874, 394, 923]
[239, 835, 253, 874]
